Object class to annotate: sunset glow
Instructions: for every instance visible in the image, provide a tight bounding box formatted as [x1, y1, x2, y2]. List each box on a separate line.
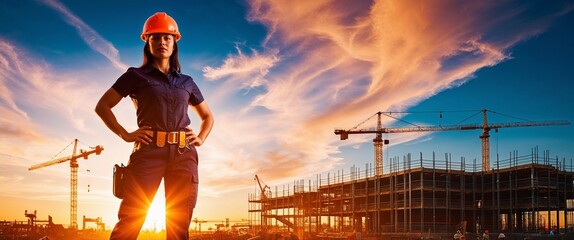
[143, 188, 166, 231]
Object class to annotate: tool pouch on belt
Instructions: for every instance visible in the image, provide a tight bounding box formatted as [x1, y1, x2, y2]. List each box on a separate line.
[113, 163, 126, 199]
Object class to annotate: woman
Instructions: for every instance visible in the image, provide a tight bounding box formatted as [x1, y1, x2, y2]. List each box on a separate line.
[95, 12, 214, 239]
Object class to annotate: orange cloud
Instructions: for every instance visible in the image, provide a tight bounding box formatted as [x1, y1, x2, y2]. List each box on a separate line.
[201, 0, 570, 187]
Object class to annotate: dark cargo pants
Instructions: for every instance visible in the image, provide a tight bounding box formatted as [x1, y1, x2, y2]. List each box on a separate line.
[110, 144, 198, 240]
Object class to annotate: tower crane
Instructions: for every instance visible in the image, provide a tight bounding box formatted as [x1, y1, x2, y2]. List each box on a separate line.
[335, 109, 569, 175]
[254, 174, 270, 229]
[192, 218, 208, 232]
[28, 139, 103, 229]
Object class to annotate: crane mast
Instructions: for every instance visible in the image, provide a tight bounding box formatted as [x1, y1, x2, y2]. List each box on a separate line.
[335, 109, 570, 174]
[480, 109, 490, 172]
[71, 140, 78, 230]
[29, 139, 103, 229]
[372, 112, 389, 176]
[254, 174, 270, 229]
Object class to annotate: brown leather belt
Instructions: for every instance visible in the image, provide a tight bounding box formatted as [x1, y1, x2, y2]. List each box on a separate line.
[144, 130, 187, 148]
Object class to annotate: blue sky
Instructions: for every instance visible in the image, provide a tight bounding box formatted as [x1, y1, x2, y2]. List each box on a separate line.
[1, 0, 573, 230]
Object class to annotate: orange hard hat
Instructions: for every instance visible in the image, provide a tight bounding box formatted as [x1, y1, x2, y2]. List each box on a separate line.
[141, 12, 181, 42]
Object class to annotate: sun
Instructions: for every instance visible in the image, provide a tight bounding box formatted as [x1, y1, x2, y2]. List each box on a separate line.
[142, 183, 166, 232]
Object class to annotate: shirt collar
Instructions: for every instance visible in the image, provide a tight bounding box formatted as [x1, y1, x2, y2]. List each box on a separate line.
[141, 63, 181, 77]
[141, 64, 155, 73]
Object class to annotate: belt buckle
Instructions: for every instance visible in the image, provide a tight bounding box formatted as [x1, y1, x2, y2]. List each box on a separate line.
[167, 132, 179, 144]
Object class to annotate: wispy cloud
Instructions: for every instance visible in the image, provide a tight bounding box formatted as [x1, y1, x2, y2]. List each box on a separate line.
[203, 44, 279, 89]
[40, 0, 128, 71]
[200, 0, 571, 188]
[0, 0, 134, 214]
[0, 39, 49, 154]
[0, 37, 116, 166]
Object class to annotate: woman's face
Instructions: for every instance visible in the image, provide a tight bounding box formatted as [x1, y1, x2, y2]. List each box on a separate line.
[148, 34, 174, 60]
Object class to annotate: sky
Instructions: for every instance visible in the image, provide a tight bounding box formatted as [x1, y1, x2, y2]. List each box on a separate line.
[1, 0, 573, 231]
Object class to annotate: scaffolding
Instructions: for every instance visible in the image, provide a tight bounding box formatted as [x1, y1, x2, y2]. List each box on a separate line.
[248, 149, 574, 239]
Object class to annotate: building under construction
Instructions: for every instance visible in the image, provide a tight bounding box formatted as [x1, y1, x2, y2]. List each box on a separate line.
[248, 149, 574, 239]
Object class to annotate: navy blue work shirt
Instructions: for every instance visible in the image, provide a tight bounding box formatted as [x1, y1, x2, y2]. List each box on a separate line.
[112, 64, 204, 132]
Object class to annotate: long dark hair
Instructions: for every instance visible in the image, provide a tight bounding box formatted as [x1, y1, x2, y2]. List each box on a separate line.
[141, 40, 181, 73]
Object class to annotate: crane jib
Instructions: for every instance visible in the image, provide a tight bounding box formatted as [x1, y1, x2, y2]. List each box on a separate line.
[333, 110, 570, 175]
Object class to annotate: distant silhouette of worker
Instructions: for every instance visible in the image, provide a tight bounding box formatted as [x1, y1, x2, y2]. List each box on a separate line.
[95, 12, 214, 240]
